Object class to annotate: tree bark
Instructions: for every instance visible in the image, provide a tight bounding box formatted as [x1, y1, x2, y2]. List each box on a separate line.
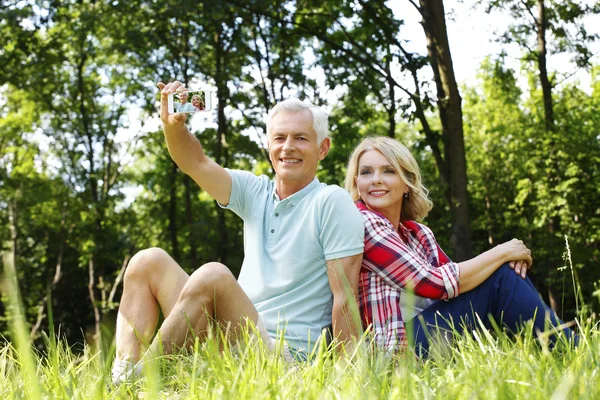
[168, 161, 181, 261]
[30, 204, 69, 340]
[179, 56, 198, 270]
[76, 50, 104, 268]
[8, 194, 19, 265]
[536, 0, 554, 133]
[184, 176, 198, 269]
[214, 29, 229, 264]
[88, 259, 101, 348]
[419, 0, 472, 261]
[385, 47, 397, 138]
[534, 0, 561, 243]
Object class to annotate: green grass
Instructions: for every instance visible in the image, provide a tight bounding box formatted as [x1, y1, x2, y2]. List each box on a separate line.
[0, 322, 600, 399]
[3, 237, 600, 399]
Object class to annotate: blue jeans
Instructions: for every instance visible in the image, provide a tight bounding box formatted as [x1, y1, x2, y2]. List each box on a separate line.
[409, 263, 577, 355]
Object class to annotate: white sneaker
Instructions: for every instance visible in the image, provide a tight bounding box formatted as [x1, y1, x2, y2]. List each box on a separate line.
[111, 358, 142, 385]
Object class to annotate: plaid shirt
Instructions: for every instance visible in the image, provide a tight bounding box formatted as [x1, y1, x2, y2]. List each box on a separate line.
[356, 201, 460, 350]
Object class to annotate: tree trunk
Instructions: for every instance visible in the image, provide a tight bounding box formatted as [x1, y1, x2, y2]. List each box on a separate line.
[385, 47, 397, 138]
[536, 0, 554, 133]
[8, 193, 19, 272]
[30, 204, 69, 340]
[168, 161, 181, 261]
[419, 0, 472, 261]
[178, 54, 198, 270]
[184, 176, 198, 269]
[535, 0, 561, 258]
[214, 30, 229, 264]
[87, 258, 101, 348]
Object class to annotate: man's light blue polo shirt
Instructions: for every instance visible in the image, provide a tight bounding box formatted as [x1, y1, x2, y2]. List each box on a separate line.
[219, 169, 364, 353]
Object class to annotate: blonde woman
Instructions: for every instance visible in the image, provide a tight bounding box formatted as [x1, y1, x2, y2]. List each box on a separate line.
[345, 136, 576, 354]
[192, 94, 205, 111]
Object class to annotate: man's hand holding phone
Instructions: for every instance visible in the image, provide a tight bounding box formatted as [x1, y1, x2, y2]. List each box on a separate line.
[162, 81, 213, 116]
[158, 81, 189, 127]
[157, 81, 200, 175]
[156, 80, 232, 206]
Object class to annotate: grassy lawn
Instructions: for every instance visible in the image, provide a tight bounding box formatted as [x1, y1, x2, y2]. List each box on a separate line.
[2, 245, 598, 399]
[1, 322, 599, 399]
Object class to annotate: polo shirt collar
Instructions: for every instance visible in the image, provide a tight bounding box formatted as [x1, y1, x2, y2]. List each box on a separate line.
[272, 177, 320, 206]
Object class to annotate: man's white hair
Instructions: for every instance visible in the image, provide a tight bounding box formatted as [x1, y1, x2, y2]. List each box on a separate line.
[266, 98, 329, 144]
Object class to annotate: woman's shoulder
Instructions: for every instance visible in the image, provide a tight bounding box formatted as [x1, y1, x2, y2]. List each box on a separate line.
[355, 203, 395, 232]
[403, 220, 435, 238]
[403, 220, 431, 233]
[356, 202, 385, 220]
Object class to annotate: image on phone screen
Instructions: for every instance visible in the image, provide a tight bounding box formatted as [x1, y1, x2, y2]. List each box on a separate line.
[168, 90, 212, 114]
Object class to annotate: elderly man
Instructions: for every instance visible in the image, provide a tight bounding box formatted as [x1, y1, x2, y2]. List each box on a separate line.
[112, 81, 364, 382]
[175, 91, 195, 113]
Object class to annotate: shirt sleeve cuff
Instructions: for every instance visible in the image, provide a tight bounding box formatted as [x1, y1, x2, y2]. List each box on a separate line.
[216, 168, 235, 210]
[440, 262, 460, 299]
[324, 247, 364, 261]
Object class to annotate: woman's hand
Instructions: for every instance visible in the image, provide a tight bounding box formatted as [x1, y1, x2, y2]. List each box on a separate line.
[499, 239, 533, 279]
[459, 238, 533, 292]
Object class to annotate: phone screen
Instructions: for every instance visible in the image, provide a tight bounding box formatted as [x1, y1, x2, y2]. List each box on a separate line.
[168, 90, 212, 114]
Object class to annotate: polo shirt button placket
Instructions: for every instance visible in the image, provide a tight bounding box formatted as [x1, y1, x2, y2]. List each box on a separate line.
[269, 203, 285, 242]
[270, 209, 279, 237]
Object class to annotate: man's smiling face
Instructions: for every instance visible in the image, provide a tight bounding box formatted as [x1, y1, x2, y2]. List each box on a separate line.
[268, 110, 328, 188]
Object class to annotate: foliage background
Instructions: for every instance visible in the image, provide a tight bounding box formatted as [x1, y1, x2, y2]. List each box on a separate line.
[1, 0, 600, 348]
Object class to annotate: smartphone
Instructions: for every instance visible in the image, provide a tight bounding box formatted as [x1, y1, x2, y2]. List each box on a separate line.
[168, 90, 213, 114]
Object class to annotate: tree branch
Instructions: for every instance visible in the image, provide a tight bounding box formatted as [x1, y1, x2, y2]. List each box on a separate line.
[107, 255, 130, 309]
[88, 258, 101, 345]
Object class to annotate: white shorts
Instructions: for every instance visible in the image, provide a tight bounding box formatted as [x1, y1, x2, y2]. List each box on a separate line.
[256, 314, 296, 363]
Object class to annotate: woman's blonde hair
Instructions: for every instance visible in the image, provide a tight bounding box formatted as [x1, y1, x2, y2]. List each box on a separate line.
[344, 136, 433, 222]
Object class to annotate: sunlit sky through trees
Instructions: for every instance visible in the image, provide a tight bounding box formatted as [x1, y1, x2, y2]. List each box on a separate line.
[8, 0, 600, 205]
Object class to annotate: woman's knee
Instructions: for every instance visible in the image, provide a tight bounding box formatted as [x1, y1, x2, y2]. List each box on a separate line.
[490, 262, 515, 280]
[472, 262, 516, 295]
[488, 262, 534, 293]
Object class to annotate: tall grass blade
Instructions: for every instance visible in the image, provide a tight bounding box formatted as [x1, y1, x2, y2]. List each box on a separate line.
[2, 252, 43, 399]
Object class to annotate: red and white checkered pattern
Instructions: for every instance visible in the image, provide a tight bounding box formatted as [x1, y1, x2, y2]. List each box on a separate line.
[356, 201, 460, 350]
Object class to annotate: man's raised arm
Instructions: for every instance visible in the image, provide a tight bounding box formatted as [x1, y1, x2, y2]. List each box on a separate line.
[158, 81, 232, 205]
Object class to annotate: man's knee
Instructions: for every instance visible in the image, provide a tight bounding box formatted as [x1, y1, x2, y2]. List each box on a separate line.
[125, 247, 171, 283]
[181, 262, 235, 299]
[189, 262, 235, 289]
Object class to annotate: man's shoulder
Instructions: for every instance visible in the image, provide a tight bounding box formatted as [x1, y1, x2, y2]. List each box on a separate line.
[309, 184, 362, 227]
[310, 182, 352, 204]
[226, 169, 273, 206]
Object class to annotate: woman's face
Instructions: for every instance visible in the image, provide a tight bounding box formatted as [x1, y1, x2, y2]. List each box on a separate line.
[192, 95, 202, 107]
[356, 149, 407, 218]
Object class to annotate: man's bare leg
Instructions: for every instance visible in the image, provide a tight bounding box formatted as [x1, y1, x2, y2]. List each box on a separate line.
[145, 261, 259, 356]
[115, 247, 190, 363]
[113, 249, 262, 383]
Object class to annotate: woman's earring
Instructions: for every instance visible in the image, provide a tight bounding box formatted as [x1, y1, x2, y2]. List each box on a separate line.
[404, 192, 409, 199]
